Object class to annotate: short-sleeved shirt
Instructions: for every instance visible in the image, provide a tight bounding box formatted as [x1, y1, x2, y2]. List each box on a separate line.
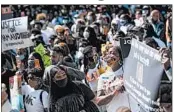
[24, 90, 48, 112]
[97, 67, 130, 112]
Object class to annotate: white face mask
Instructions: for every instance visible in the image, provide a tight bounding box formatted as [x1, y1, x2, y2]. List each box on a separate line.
[97, 20, 102, 25]
[40, 20, 45, 24]
[87, 16, 93, 21]
[83, 31, 90, 39]
[94, 28, 99, 35]
[63, 19, 68, 24]
[142, 10, 149, 16]
[113, 40, 120, 46]
[79, 47, 85, 52]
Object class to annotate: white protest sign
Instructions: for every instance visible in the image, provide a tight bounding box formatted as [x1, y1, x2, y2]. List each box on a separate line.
[1, 16, 34, 51]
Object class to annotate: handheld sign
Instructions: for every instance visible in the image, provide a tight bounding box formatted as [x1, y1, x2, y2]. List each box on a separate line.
[1, 16, 34, 51]
[119, 37, 132, 59]
[9, 74, 24, 111]
[123, 38, 163, 112]
[1, 7, 13, 20]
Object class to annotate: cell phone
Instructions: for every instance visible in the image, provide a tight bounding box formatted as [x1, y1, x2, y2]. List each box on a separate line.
[28, 60, 35, 69]
[34, 59, 41, 69]
[159, 81, 172, 103]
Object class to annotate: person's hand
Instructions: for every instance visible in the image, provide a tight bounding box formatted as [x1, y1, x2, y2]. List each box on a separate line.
[159, 48, 171, 70]
[112, 78, 125, 95]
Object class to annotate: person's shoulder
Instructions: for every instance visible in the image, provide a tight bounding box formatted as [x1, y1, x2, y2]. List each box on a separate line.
[159, 21, 164, 26]
[73, 81, 92, 88]
[73, 80, 85, 86]
[99, 71, 113, 79]
[37, 89, 48, 95]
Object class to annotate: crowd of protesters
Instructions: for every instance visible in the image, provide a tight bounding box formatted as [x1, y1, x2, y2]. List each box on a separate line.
[1, 5, 172, 112]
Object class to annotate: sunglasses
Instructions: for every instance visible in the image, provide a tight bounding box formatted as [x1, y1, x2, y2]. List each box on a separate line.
[27, 75, 37, 80]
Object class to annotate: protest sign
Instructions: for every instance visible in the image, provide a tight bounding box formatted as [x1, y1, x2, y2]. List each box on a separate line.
[1, 7, 13, 20]
[1, 16, 34, 51]
[9, 75, 24, 111]
[119, 37, 131, 59]
[123, 38, 164, 112]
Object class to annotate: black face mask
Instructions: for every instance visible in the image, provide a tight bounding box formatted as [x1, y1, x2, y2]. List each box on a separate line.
[54, 78, 68, 88]
[88, 56, 94, 62]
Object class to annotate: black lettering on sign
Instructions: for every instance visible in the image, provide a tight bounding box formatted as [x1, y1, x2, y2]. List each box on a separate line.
[2, 35, 9, 41]
[2, 32, 30, 42]
[25, 95, 36, 106]
[8, 26, 16, 33]
[1, 19, 21, 32]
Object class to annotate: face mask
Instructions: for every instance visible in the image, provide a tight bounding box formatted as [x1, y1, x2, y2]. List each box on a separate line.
[40, 20, 45, 24]
[111, 25, 117, 31]
[79, 47, 85, 52]
[113, 41, 120, 46]
[51, 60, 58, 65]
[92, 8, 96, 12]
[63, 19, 68, 24]
[19, 55, 25, 60]
[73, 32, 79, 38]
[142, 10, 149, 16]
[120, 19, 127, 26]
[28, 60, 35, 68]
[88, 56, 94, 62]
[61, 10, 65, 13]
[83, 31, 90, 39]
[94, 28, 99, 35]
[97, 20, 102, 25]
[54, 78, 68, 88]
[87, 16, 93, 21]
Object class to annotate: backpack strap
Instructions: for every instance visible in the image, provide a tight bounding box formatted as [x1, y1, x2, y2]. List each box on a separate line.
[23, 95, 27, 112]
[40, 90, 44, 106]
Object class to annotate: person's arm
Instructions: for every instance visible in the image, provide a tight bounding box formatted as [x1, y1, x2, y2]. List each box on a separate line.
[42, 91, 49, 112]
[165, 19, 171, 43]
[165, 67, 172, 81]
[159, 48, 172, 81]
[94, 89, 118, 106]
[43, 67, 51, 87]
[94, 76, 124, 106]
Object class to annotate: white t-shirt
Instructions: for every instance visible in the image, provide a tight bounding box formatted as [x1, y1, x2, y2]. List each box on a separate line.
[87, 65, 100, 92]
[22, 84, 35, 95]
[24, 90, 48, 112]
[41, 27, 55, 45]
[2, 100, 12, 112]
[97, 67, 130, 112]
